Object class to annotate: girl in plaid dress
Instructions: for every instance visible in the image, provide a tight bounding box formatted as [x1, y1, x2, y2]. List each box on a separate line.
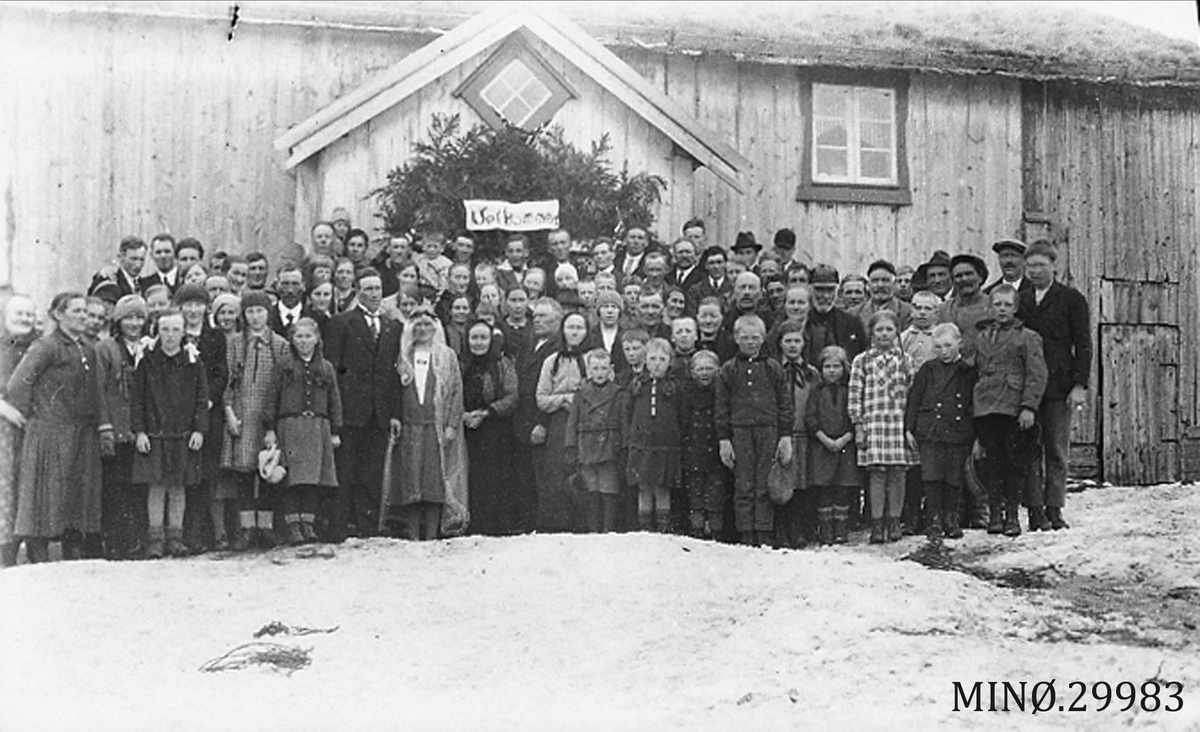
[849, 310, 918, 544]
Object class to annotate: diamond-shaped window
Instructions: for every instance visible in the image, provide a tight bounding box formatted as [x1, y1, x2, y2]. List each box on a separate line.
[456, 33, 576, 131]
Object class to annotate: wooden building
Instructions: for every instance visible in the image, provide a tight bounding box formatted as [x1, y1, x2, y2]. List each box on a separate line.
[2, 1, 1199, 484]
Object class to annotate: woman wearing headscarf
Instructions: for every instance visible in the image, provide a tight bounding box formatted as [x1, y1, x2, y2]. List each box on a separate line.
[0, 294, 40, 566]
[7, 292, 108, 562]
[460, 319, 518, 535]
[94, 294, 150, 559]
[387, 301, 466, 540]
[534, 311, 590, 532]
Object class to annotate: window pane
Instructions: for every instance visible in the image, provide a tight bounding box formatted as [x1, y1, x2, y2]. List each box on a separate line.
[860, 120, 893, 150]
[518, 78, 552, 110]
[813, 84, 850, 118]
[501, 97, 535, 126]
[860, 150, 893, 181]
[815, 118, 848, 147]
[817, 148, 849, 178]
[858, 88, 894, 121]
[499, 60, 535, 90]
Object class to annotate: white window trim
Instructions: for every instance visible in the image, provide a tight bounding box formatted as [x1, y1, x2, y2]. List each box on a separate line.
[812, 83, 899, 187]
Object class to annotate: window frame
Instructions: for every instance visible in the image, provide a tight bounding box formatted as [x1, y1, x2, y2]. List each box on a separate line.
[797, 69, 911, 206]
[455, 32, 577, 132]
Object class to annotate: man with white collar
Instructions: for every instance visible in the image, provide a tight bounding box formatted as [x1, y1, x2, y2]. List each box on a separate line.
[667, 237, 704, 295]
[614, 226, 651, 281]
[138, 233, 181, 296]
[91, 235, 146, 298]
[268, 266, 308, 338]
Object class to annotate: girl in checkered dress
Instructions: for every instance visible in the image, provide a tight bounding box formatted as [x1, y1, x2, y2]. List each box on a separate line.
[849, 310, 919, 544]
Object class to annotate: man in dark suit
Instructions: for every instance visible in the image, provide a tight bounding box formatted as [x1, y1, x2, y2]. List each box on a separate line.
[688, 245, 734, 313]
[323, 267, 402, 541]
[666, 237, 705, 296]
[1019, 240, 1092, 531]
[495, 234, 532, 294]
[268, 265, 309, 338]
[510, 297, 563, 534]
[90, 235, 146, 298]
[613, 226, 652, 282]
[138, 233, 181, 295]
[985, 238, 1036, 303]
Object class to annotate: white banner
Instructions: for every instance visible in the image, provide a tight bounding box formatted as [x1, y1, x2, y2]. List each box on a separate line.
[464, 199, 559, 231]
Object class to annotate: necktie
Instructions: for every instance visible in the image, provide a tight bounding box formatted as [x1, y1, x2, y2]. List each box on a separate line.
[366, 312, 379, 339]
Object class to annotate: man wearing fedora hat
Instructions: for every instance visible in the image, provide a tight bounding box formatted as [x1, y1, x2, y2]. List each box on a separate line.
[924, 250, 954, 301]
[940, 253, 992, 360]
[730, 231, 762, 271]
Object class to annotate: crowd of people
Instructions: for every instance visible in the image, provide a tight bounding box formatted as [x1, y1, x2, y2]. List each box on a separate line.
[0, 213, 1093, 565]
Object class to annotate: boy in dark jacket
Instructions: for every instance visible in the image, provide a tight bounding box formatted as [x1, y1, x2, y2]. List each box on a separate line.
[565, 349, 624, 533]
[680, 350, 731, 539]
[973, 285, 1048, 537]
[905, 323, 977, 539]
[716, 315, 794, 545]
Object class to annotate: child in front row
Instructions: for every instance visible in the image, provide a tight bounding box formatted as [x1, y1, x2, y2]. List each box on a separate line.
[131, 309, 209, 558]
[262, 318, 343, 545]
[806, 346, 858, 544]
[849, 311, 919, 544]
[716, 315, 793, 546]
[775, 321, 820, 548]
[626, 338, 683, 532]
[680, 350, 731, 539]
[565, 349, 624, 533]
[904, 323, 976, 539]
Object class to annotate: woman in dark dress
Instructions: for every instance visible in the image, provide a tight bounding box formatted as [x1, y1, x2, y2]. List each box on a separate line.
[461, 319, 518, 536]
[0, 294, 40, 566]
[176, 283, 229, 552]
[7, 292, 107, 562]
[534, 311, 590, 532]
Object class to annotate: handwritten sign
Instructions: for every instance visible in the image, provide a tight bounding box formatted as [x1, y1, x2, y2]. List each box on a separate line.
[464, 200, 559, 231]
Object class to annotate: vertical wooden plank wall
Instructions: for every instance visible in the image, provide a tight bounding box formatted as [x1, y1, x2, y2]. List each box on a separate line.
[0, 7, 427, 307]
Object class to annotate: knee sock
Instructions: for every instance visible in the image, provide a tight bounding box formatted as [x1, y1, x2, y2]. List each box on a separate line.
[886, 469, 905, 519]
[167, 486, 186, 530]
[147, 486, 166, 530]
[868, 471, 886, 520]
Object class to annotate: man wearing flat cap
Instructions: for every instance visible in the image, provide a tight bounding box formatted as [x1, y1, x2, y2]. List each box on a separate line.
[850, 259, 913, 331]
[808, 264, 867, 363]
[940, 254, 992, 360]
[984, 239, 1035, 304]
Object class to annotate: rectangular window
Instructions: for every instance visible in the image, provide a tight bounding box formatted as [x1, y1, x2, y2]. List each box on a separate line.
[799, 73, 910, 206]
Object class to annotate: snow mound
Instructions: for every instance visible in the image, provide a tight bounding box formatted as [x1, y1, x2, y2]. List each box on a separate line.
[3, 486, 1200, 731]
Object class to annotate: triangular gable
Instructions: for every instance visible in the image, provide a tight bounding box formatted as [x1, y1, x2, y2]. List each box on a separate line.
[274, 3, 750, 192]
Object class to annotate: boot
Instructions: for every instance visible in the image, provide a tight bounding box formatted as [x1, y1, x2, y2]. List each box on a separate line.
[0, 542, 16, 568]
[942, 512, 963, 539]
[816, 507, 834, 546]
[832, 506, 850, 544]
[986, 502, 1005, 534]
[146, 528, 165, 559]
[1046, 507, 1070, 530]
[61, 529, 83, 560]
[24, 538, 50, 564]
[655, 510, 673, 534]
[1027, 506, 1052, 532]
[868, 519, 885, 544]
[211, 529, 230, 552]
[1003, 503, 1022, 537]
[886, 517, 903, 543]
[901, 515, 920, 536]
[300, 514, 318, 544]
[165, 528, 187, 557]
[638, 512, 655, 532]
[925, 511, 944, 540]
[256, 511, 276, 548]
[285, 515, 304, 546]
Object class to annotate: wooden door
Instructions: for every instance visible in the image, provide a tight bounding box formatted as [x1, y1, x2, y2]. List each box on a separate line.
[1101, 325, 1179, 484]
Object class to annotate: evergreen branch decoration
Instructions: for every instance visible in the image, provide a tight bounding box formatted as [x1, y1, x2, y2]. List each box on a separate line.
[371, 114, 666, 259]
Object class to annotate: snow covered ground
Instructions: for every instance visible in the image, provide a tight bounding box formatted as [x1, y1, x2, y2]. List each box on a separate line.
[2, 483, 1198, 731]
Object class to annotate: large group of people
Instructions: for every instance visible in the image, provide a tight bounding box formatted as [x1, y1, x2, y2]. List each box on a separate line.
[0, 213, 1092, 564]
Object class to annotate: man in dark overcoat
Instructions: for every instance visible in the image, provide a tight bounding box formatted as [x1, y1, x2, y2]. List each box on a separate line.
[323, 268, 401, 541]
[1018, 240, 1091, 530]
